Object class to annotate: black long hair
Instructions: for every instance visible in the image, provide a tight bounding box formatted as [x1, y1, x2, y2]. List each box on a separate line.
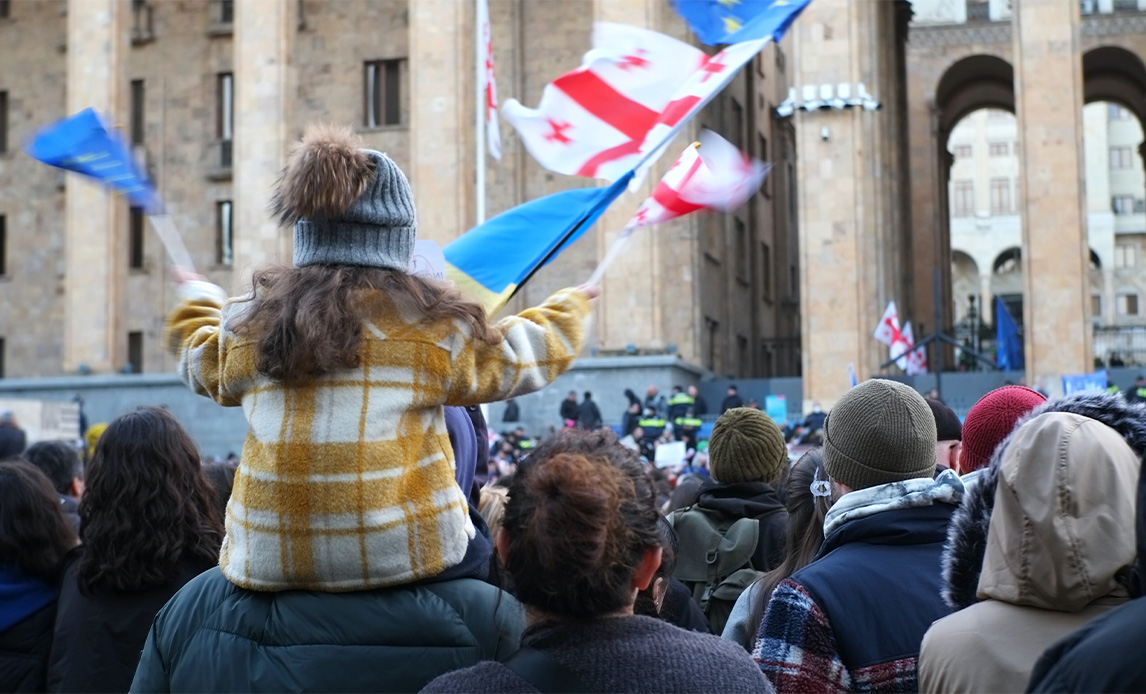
[0, 461, 77, 582]
[75, 407, 223, 593]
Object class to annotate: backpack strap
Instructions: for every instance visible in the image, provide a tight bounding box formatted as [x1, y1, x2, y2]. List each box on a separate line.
[503, 647, 594, 693]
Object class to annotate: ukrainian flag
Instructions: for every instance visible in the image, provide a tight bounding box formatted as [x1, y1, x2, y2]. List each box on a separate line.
[671, 0, 814, 46]
[445, 171, 634, 315]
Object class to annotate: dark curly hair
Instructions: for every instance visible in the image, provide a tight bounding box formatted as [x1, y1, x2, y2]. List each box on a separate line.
[502, 429, 662, 620]
[0, 461, 77, 582]
[75, 407, 223, 593]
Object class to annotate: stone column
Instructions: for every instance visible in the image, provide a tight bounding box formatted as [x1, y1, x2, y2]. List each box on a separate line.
[794, 0, 908, 409]
[232, 0, 296, 276]
[64, 0, 127, 373]
[409, 0, 471, 247]
[1013, 0, 1091, 391]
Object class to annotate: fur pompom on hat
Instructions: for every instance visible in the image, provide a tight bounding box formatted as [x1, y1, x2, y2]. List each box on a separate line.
[707, 408, 787, 485]
[271, 123, 417, 271]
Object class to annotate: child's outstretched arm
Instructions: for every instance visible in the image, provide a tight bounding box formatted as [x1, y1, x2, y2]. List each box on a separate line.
[166, 279, 253, 407]
[445, 286, 593, 406]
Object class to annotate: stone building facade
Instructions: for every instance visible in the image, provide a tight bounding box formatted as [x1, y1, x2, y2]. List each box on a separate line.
[0, 0, 801, 386]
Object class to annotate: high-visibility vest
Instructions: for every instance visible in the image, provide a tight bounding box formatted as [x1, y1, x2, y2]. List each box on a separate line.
[675, 416, 703, 428]
[1137, 387, 1146, 399]
[667, 393, 695, 407]
[639, 418, 667, 429]
[1108, 385, 1120, 395]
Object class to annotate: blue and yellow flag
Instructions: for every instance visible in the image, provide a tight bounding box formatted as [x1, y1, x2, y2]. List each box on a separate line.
[671, 0, 814, 46]
[445, 172, 634, 315]
[26, 108, 160, 212]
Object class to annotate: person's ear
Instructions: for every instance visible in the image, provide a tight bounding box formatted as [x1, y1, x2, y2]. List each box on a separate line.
[69, 478, 84, 499]
[496, 528, 511, 565]
[632, 546, 663, 591]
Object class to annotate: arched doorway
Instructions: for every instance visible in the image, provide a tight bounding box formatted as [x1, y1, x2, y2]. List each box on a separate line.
[1083, 47, 1146, 366]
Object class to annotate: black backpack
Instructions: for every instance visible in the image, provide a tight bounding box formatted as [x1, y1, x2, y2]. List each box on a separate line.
[668, 506, 764, 635]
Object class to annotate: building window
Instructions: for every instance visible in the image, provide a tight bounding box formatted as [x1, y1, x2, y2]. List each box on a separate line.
[217, 73, 233, 168]
[130, 80, 145, 146]
[0, 337, 5, 378]
[129, 206, 145, 269]
[127, 331, 143, 373]
[0, 1, 9, 19]
[988, 142, 1008, 157]
[735, 218, 748, 282]
[952, 144, 972, 159]
[1111, 147, 1134, 170]
[0, 215, 5, 277]
[216, 200, 233, 266]
[738, 335, 749, 376]
[1118, 294, 1140, 316]
[216, 0, 234, 24]
[728, 98, 744, 149]
[364, 60, 402, 128]
[987, 108, 1010, 120]
[989, 177, 1012, 215]
[761, 241, 772, 301]
[758, 133, 769, 197]
[130, 0, 155, 43]
[953, 179, 975, 217]
[1114, 196, 1136, 215]
[1116, 244, 1137, 268]
[0, 91, 7, 154]
[1092, 294, 1102, 316]
[1109, 103, 1130, 121]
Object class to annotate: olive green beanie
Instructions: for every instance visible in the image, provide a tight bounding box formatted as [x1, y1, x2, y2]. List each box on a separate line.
[823, 379, 937, 490]
[708, 408, 787, 485]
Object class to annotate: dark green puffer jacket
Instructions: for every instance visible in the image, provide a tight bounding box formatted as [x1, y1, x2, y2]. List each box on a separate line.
[129, 568, 525, 693]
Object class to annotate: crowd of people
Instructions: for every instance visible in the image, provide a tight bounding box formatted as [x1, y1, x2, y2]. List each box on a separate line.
[3, 125, 1146, 693]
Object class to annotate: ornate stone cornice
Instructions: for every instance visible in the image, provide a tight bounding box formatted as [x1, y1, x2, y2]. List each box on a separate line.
[908, 21, 1011, 48]
[1081, 12, 1146, 37]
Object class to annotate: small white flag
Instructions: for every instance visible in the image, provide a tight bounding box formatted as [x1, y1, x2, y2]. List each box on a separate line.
[477, 0, 502, 160]
[873, 301, 901, 346]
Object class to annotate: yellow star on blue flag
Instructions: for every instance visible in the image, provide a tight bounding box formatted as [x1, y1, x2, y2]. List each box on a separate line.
[670, 0, 814, 46]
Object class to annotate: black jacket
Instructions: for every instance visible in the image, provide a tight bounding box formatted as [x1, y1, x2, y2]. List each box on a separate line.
[720, 395, 744, 413]
[578, 400, 602, 430]
[694, 481, 788, 572]
[0, 424, 25, 459]
[502, 400, 520, 423]
[559, 399, 580, 423]
[48, 555, 212, 693]
[1028, 597, 1146, 692]
[0, 565, 58, 693]
[130, 567, 525, 693]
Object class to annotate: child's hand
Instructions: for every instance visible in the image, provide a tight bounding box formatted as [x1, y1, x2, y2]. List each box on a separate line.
[576, 283, 601, 300]
[172, 266, 207, 284]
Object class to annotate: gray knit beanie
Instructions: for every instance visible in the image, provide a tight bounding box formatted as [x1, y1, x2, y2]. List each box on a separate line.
[708, 408, 787, 485]
[271, 124, 416, 271]
[823, 379, 937, 490]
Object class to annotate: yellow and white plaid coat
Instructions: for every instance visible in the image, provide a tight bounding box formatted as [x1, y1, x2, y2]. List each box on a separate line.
[168, 281, 589, 592]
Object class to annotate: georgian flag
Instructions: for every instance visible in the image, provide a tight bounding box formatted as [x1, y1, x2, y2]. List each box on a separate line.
[903, 322, 929, 375]
[628, 129, 770, 229]
[874, 301, 901, 346]
[477, 0, 502, 160]
[502, 23, 705, 181]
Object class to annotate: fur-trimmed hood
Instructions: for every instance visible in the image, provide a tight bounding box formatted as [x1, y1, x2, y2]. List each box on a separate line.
[940, 392, 1146, 611]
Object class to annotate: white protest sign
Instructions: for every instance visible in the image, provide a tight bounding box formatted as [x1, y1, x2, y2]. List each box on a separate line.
[409, 240, 446, 281]
[654, 440, 687, 469]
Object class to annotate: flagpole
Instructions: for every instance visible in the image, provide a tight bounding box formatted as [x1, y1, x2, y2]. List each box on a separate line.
[475, 0, 486, 225]
[587, 227, 635, 286]
[147, 214, 195, 272]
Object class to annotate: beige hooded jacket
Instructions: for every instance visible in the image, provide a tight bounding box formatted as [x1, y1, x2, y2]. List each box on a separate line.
[919, 412, 1138, 694]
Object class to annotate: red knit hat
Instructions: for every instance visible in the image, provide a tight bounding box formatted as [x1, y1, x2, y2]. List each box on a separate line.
[959, 385, 1047, 473]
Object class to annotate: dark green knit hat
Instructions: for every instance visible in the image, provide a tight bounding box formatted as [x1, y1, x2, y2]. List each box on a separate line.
[823, 380, 937, 490]
[708, 408, 787, 485]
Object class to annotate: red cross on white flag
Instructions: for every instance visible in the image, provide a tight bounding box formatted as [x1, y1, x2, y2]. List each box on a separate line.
[627, 130, 771, 229]
[477, 0, 501, 160]
[873, 301, 902, 347]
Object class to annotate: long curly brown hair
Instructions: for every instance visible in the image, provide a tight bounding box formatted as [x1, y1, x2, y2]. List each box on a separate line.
[75, 407, 223, 594]
[230, 264, 502, 384]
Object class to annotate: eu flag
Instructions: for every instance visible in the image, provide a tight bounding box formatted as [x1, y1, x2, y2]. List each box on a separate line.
[995, 296, 1024, 370]
[671, 0, 814, 46]
[445, 172, 634, 315]
[26, 108, 161, 212]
